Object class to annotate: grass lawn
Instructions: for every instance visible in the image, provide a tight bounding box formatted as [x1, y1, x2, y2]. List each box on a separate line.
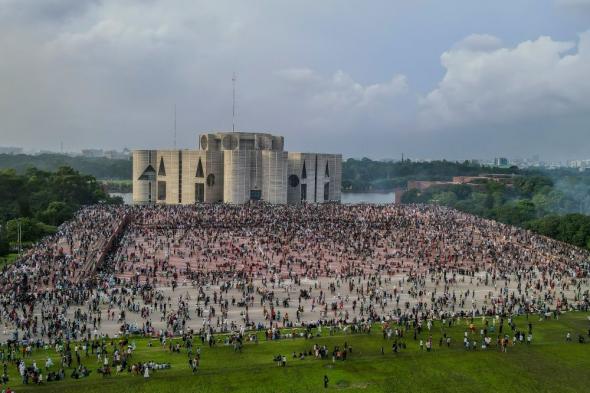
[6, 312, 590, 393]
[0, 253, 18, 269]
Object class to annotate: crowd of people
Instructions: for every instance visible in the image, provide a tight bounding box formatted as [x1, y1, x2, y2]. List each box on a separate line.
[0, 203, 588, 346]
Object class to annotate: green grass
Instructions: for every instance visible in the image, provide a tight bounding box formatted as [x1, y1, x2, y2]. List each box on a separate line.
[0, 253, 18, 268]
[6, 312, 590, 393]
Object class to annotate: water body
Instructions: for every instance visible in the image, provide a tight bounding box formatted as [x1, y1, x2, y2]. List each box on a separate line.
[110, 192, 395, 205]
[341, 192, 395, 204]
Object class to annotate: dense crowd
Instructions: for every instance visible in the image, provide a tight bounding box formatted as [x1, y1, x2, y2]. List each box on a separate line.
[0, 203, 588, 347]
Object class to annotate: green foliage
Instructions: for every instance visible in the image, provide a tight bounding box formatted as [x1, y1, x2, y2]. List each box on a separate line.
[400, 188, 421, 204]
[492, 200, 536, 226]
[37, 201, 75, 226]
[527, 214, 590, 249]
[0, 253, 18, 268]
[513, 176, 553, 197]
[0, 153, 131, 180]
[401, 170, 590, 251]
[343, 158, 518, 192]
[0, 227, 9, 256]
[7, 313, 590, 393]
[5, 217, 56, 243]
[0, 165, 119, 246]
[101, 179, 133, 193]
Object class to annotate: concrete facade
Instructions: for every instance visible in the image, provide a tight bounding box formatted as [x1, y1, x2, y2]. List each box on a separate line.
[133, 132, 341, 205]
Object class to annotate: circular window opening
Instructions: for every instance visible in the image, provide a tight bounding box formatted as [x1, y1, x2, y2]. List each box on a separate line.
[288, 174, 300, 187]
[206, 174, 215, 187]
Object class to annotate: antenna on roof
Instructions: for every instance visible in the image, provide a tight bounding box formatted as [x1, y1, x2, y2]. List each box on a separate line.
[174, 103, 177, 149]
[232, 72, 237, 132]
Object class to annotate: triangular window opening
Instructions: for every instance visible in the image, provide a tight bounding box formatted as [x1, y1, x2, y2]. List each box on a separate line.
[158, 157, 166, 176]
[138, 165, 156, 180]
[325, 162, 330, 177]
[196, 158, 204, 178]
[301, 161, 307, 179]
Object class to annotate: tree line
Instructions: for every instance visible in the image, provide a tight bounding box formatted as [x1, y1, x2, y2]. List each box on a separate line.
[342, 158, 518, 191]
[0, 153, 131, 180]
[401, 172, 590, 251]
[0, 166, 122, 256]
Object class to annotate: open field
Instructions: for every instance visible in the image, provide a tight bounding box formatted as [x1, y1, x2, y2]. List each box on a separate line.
[3, 204, 590, 392]
[6, 312, 590, 393]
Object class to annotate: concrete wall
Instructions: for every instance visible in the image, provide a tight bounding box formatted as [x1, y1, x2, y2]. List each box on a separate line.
[249, 150, 263, 193]
[288, 153, 342, 203]
[181, 150, 205, 204]
[133, 132, 341, 205]
[287, 153, 304, 204]
[156, 150, 181, 204]
[205, 150, 224, 203]
[261, 150, 288, 204]
[223, 150, 250, 204]
[326, 154, 342, 202]
[132, 150, 157, 204]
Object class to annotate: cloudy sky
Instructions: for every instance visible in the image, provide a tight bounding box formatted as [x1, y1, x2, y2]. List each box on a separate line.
[1, 0, 590, 160]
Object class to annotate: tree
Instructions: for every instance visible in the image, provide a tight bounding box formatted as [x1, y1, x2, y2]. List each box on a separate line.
[401, 189, 422, 204]
[5, 218, 56, 243]
[493, 200, 536, 226]
[514, 176, 553, 197]
[432, 191, 458, 206]
[0, 225, 9, 256]
[527, 214, 590, 250]
[37, 201, 74, 226]
[0, 165, 122, 246]
[532, 189, 577, 217]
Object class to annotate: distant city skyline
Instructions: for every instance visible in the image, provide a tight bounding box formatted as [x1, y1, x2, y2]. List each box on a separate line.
[1, 0, 590, 161]
[5, 144, 590, 171]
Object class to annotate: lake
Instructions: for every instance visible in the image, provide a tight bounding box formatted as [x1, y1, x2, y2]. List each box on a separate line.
[110, 192, 395, 205]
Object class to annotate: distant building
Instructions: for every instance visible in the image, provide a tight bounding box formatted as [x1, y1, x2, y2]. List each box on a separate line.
[104, 149, 131, 160]
[398, 174, 516, 203]
[81, 149, 104, 158]
[452, 174, 515, 184]
[0, 146, 23, 155]
[133, 131, 342, 205]
[406, 180, 451, 191]
[568, 159, 590, 171]
[494, 157, 509, 167]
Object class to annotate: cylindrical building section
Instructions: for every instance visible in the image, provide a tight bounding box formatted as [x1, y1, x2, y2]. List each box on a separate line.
[132, 150, 156, 204]
[223, 150, 250, 204]
[262, 151, 288, 204]
[286, 153, 303, 204]
[329, 155, 342, 202]
[272, 136, 284, 151]
[249, 150, 263, 193]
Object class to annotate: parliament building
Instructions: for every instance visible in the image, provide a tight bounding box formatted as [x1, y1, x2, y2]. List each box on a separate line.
[132, 132, 342, 205]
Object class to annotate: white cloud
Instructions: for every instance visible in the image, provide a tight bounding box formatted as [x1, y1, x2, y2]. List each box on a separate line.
[452, 34, 503, 52]
[277, 68, 408, 111]
[1, 0, 589, 159]
[419, 31, 590, 130]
